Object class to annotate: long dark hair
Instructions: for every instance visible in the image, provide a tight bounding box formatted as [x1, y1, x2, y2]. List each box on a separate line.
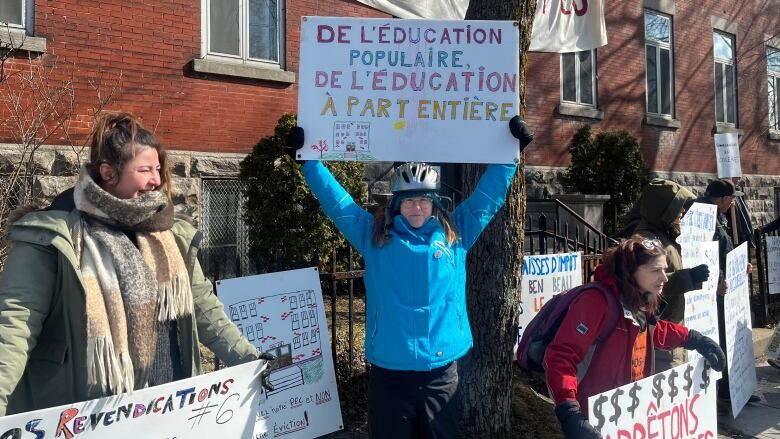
[600, 234, 667, 314]
[85, 112, 172, 197]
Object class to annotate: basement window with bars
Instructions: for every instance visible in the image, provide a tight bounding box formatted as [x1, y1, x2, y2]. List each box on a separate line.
[205, 0, 284, 66]
[768, 47, 780, 132]
[561, 50, 597, 107]
[644, 10, 675, 117]
[714, 31, 738, 126]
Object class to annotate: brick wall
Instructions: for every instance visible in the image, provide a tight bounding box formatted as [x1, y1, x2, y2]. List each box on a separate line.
[524, 0, 780, 176]
[0, 0, 389, 154]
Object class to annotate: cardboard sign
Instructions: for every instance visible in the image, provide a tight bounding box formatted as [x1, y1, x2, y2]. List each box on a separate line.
[682, 241, 720, 377]
[588, 357, 718, 439]
[0, 361, 266, 438]
[516, 252, 582, 348]
[297, 17, 520, 163]
[216, 268, 343, 439]
[714, 133, 741, 178]
[767, 236, 780, 295]
[724, 242, 757, 418]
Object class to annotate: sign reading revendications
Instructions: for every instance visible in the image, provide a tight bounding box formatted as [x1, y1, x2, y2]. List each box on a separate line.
[217, 267, 343, 439]
[0, 360, 266, 438]
[516, 252, 582, 349]
[588, 357, 718, 439]
[297, 16, 520, 163]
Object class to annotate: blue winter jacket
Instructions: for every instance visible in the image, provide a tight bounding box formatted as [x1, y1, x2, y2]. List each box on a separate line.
[303, 161, 517, 370]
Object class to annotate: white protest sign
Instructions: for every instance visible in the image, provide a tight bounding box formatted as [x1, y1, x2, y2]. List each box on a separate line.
[216, 267, 343, 439]
[714, 133, 741, 178]
[516, 252, 582, 347]
[677, 202, 718, 262]
[297, 17, 520, 163]
[0, 360, 266, 438]
[724, 242, 757, 418]
[588, 357, 718, 439]
[683, 241, 720, 378]
[767, 236, 780, 295]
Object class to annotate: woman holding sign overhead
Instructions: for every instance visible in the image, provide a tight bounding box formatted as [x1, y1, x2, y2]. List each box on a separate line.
[544, 235, 726, 439]
[285, 117, 533, 438]
[0, 112, 272, 417]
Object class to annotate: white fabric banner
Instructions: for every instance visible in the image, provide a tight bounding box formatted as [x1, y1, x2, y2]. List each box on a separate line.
[354, 0, 467, 20]
[529, 0, 608, 52]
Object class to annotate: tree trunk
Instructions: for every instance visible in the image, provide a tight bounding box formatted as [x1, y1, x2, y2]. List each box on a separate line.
[456, 1, 536, 436]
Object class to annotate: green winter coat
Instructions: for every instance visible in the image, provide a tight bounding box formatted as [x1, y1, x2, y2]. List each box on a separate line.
[0, 209, 259, 416]
[633, 178, 697, 324]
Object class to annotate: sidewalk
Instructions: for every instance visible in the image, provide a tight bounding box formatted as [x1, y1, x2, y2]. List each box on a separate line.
[718, 328, 780, 438]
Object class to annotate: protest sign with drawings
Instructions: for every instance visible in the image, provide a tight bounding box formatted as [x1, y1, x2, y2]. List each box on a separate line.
[0, 360, 266, 438]
[296, 16, 520, 163]
[767, 236, 780, 295]
[714, 133, 741, 178]
[216, 267, 343, 439]
[724, 242, 757, 418]
[588, 357, 718, 439]
[516, 252, 582, 349]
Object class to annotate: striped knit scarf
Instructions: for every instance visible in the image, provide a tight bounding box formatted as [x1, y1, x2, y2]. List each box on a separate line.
[74, 175, 193, 394]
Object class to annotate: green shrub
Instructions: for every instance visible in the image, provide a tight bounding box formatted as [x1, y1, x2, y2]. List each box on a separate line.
[561, 125, 649, 236]
[240, 114, 366, 272]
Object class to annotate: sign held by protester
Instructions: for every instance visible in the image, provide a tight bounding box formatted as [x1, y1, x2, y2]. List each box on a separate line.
[714, 133, 741, 178]
[767, 236, 780, 295]
[516, 252, 582, 348]
[217, 267, 343, 439]
[0, 360, 266, 438]
[724, 242, 757, 418]
[297, 17, 520, 163]
[683, 241, 720, 376]
[588, 357, 718, 439]
[677, 202, 718, 260]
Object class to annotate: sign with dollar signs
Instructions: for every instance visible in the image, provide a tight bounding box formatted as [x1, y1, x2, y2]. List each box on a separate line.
[588, 357, 718, 439]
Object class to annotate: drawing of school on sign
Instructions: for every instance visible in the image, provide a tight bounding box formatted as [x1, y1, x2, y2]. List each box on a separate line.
[228, 289, 325, 397]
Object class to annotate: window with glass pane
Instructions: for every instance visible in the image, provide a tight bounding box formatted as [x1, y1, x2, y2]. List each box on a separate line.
[208, 0, 283, 64]
[0, 0, 24, 26]
[644, 10, 674, 117]
[768, 48, 780, 131]
[560, 50, 596, 106]
[713, 32, 737, 125]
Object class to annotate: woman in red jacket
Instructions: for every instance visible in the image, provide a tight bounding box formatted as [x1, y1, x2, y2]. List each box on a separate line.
[545, 235, 725, 439]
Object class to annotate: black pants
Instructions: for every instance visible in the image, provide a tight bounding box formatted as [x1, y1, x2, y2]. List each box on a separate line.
[368, 362, 460, 439]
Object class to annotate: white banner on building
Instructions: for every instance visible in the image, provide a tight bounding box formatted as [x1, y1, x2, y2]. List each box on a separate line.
[216, 267, 343, 439]
[297, 17, 520, 163]
[588, 357, 718, 439]
[714, 133, 742, 178]
[516, 252, 582, 347]
[0, 360, 266, 438]
[724, 242, 757, 418]
[767, 236, 780, 295]
[354, 0, 467, 20]
[683, 241, 720, 376]
[529, 0, 608, 52]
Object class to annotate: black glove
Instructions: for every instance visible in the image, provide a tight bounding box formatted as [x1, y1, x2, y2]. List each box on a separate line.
[258, 352, 276, 392]
[284, 126, 305, 164]
[555, 400, 602, 439]
[509, 115, 534, 153]
[689, 264, 710, 284]
[684, 330, 725, 372]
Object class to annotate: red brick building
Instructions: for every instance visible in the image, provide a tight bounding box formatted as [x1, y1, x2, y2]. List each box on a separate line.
[523, 0, 780, 224]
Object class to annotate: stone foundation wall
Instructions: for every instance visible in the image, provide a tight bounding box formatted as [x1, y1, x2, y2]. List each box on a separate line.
[526, 165, 780, 228]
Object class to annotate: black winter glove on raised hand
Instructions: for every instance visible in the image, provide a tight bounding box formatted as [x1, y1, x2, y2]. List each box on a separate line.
[285, 126, 306, 164]
[689, 264, 710, 284]
[258, 352, 276, 392]
[555, 400, 602, 439]
[684, 330, 725, 372]
[509, 115, 534, 153]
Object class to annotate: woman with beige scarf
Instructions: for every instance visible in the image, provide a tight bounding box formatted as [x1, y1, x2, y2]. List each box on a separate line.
[0, 112, 271, 416]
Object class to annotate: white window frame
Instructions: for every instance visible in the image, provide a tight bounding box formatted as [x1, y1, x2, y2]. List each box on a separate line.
[713, 31, 737, 126]
[767, 47, 780, 131]
[644, 10, 675, 117]
[560, 49, 597, 107]
[201, 0, 285, 68]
